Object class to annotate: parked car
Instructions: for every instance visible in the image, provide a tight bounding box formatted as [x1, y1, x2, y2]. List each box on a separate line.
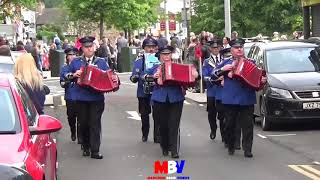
[0, 73, 62, 179]
[0, 164, 32, 180]
[247, 41, 320, 130]
[0, 55, 14, 73]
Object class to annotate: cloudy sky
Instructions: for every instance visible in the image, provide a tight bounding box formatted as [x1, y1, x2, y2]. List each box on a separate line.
[160, 0, 184, 14]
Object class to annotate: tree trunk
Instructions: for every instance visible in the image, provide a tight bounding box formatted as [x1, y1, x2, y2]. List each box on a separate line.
[128, 29, 131, 46]
[99, 13, 104, 40]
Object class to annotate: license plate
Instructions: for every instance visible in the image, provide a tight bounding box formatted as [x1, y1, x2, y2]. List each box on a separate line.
[303, 102, 320, 109]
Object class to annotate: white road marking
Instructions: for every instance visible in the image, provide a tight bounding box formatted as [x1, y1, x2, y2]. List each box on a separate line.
[199, 104, 204, 107]
[266, 134, 296, 137]
[126, 111, 141, 121]
[116, 72, 131, 75]
[121, 82, 136, 86]
[313, 161, 320, 165]
[257, 134, 267, 139]
[184, 100, 190, 105]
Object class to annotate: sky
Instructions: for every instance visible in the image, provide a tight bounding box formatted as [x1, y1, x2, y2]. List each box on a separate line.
[160, 0, 185, 14]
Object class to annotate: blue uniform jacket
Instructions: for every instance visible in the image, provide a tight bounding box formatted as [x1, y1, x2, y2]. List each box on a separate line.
[150, 64, 185, 103]
[215, 58, 230, 101]
[64, 56, 109, 101]
[60, 64, 77, 101]
[130, 57, 151, 98]
[213, 58, 256, 105]
[202, 56, 219, 97]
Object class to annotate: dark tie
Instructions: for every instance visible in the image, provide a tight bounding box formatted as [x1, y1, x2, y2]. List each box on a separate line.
[87, 58, 91, 64]
[215, 56, 219, 63]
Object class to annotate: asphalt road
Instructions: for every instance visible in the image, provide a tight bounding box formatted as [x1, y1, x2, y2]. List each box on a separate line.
[44, 73, 320, 180]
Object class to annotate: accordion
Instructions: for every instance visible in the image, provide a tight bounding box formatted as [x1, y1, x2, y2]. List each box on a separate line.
[158, 61, 196, 86]
[233, 59, 266, 90]
[77, 65, 120, 92]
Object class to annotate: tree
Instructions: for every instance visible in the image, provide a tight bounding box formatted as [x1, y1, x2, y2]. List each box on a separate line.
[64, 0, 161, 39]
[191, 0, 303, 38]
[43, 0, 64, 8]
[0, 0, 37, 23]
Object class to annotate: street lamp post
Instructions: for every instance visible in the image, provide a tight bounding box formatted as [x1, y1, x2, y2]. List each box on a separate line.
[224, 0, 231, 38]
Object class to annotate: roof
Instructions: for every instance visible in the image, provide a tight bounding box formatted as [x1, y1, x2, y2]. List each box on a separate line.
[0, 73, 11, 87]
[36, 8, 67, 25]
[255, 41, 318, 51]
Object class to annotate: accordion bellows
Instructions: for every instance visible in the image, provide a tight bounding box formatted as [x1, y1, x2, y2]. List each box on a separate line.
[77, 65, 120, 92]
[233, 59, 266, 90]
[158, 61, 196, 86]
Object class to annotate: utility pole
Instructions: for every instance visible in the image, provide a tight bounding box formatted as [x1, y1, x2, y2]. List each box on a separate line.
[224, 0, 231, 38]
[164, 0, 170, 40]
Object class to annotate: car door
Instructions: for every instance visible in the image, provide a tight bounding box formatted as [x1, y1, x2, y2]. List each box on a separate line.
[251, 46, 265, 116]
[15, 82, 52, 180]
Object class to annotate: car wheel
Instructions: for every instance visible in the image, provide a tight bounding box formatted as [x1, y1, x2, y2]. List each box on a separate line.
[260, 98, 272, 131]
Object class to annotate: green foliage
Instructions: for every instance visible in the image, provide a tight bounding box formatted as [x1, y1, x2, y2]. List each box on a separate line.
[43, 0, 64, 8]
[64, 0, 161, 34]
[36, 24, 65, 41]
[191, 0, 303, 38]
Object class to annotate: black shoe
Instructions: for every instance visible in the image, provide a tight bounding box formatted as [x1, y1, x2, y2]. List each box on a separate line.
[235, 145, 241, 150]
[91, 152, 103, 159]
[244, 151, 253, 158]
[171, 152, 179, 159]
[162, 150, 169, 156]
[142, 136, 148, 142]
[71, 133, 76, 142]
[228, 149, 235, 155]
[210, 131, 216, 140]
[83, 149, 90, 157]
[154, 136, 161, 143]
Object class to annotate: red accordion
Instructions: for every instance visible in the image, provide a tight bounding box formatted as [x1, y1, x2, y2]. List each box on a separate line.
[233, 59, 266, 90]
[158, 61, 196, 86]
[77, 65, 120, 92]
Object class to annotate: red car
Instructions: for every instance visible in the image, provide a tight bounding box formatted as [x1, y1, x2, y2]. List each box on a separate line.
[0, 73, 62, 180]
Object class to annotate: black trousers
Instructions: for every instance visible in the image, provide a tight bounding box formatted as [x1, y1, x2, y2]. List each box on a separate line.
[224, 105, 254, 152]
[215, 99, 226, 141]
[207, 97, 217, 133]
[153, 101, 183, 153]
[77, 101, 105, 153]
[66, 100, 78, 134]
[138, 97, 160, 139]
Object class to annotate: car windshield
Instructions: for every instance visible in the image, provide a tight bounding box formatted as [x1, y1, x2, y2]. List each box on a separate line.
[0, 87, 20, 134]
[266, 47, 320, 73]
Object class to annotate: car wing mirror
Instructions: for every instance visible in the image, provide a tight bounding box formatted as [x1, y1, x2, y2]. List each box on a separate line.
[43, 84, 50, 95]
[29, 115, 62, 135]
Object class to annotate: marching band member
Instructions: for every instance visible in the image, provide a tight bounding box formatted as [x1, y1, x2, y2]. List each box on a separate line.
[64, 36, 109, 159]
[60, 47, 80, 143]
[202, 39, 224, 141]
[212, 38, 267, 158]
[130, 38, 161, 143]
[217, 48, 241, 149]
[151, 46, 198, 158]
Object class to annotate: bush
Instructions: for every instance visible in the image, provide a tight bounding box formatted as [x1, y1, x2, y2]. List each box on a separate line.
[36, 24, 65, 42]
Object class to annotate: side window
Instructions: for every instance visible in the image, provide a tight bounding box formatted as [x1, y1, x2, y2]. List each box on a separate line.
[255, 48, 264, 66]
[15, 81, 38, 126]
[247, 46, 255, 58]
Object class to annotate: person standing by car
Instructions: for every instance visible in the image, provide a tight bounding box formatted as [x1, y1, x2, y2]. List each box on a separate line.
[64, 36, 108, 159]
[212, 38, 267, 158]
[14, 53, 49, 115]
[130, 38, 161, 143]
[60, 47, 81, 143]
